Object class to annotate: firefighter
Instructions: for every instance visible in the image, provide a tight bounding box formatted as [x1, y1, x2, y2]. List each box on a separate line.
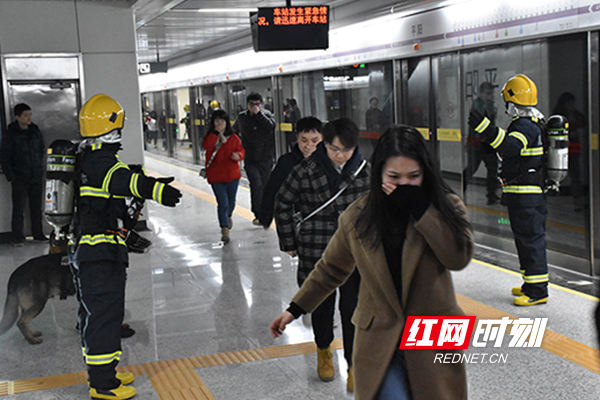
[73, 94, 182, 399]
[469, 74, 549, 306]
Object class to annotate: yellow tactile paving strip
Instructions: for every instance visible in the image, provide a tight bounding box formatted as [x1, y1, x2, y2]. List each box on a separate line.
[457, 293, 600, 375]
[2, 167, 595, 398]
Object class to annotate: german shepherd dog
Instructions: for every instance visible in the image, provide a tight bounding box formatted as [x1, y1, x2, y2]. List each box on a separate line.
[0, 235, 75, 344]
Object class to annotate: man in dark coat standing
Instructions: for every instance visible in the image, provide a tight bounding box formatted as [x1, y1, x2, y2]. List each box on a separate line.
[233, 92, 276, 225]
[0, 103, 47, 246]
[259, 116, 322, 228]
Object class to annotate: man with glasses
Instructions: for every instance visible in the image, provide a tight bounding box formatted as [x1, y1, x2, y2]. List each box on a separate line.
[233, 92, 276, 225]
[274, 118, 370, 393]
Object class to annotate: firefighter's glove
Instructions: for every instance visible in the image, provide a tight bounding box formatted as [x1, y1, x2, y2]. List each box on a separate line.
[386, 185, 430, 220]
[129, 164, 145, 174]
[468, 109, 496, 140]
[161, 184, 182, 207]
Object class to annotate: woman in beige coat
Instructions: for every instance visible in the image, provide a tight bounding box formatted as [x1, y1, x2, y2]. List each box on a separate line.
[270, 125, 474, 400]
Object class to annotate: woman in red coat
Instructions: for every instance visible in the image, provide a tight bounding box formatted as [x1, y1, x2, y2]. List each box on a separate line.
[202, 109, 245, 243]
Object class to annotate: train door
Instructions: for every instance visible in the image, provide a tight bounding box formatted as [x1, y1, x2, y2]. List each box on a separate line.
[401, 54, 462, 201]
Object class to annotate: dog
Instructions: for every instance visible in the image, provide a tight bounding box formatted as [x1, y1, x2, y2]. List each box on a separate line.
[0, 234, 75, 344]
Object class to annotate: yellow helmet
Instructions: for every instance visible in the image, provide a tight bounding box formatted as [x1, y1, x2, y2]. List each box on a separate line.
[184, 104, 190, 112]
[501, 74, 537, 106]
[79, 94, 125, 138]
[210, 100, 219, 109]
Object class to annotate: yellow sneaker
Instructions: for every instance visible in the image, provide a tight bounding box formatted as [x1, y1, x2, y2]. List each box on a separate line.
[347, 367, 354, 392]
[511, 287, 524, 296]
[90, 384, 136, 399]
[116, 372, 135, 386]
[514, 295, 548, 306]
[316, 347, 334, 382]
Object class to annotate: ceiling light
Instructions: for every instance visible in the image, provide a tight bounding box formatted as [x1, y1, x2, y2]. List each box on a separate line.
[198, 8, 257, 13]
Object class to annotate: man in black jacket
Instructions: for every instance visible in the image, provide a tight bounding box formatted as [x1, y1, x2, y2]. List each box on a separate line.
[0, 103, 47, 246]
[233, 92, 276, 225]
[259, 117, 322, 228]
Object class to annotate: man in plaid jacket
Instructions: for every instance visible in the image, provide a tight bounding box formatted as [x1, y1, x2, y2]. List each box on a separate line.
[274, 118, 370, 392]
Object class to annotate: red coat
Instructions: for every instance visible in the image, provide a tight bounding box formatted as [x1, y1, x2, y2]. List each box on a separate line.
[202, 131, 245, 184]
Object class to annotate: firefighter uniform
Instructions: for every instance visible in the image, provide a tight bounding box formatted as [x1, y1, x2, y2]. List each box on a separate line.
[469, 74, 549, 306]
[73, 94, 181, 400]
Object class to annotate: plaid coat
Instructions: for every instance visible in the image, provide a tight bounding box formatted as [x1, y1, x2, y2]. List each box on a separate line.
[274, 152, 370, 285]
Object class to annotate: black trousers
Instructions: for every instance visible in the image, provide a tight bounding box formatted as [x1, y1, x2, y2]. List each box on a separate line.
[311, 269, 360, 365]
[507, 196, 548, 299]
[11, 179, 44, 241]
[75, 259, 126, 390]
[462, 145, 498, 199]
[244, 159, 273, 218]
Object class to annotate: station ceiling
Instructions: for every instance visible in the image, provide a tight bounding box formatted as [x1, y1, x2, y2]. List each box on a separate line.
[86, 0, 448, 67]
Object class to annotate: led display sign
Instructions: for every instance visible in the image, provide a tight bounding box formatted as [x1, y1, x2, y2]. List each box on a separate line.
[250, 6, 329, 51]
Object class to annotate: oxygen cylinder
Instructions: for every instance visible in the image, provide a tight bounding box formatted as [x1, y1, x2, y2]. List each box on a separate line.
[546, 115, 569, 190]
[45, 140, 77, 232]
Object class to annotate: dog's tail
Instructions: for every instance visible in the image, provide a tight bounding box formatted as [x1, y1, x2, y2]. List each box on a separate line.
[0, 291, 19, 335]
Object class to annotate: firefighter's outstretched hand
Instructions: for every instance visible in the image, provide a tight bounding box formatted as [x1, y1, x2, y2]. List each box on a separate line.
[161, 184, 182, 207]
[157, 176, 175, 184]
[468, 109, 495, 138]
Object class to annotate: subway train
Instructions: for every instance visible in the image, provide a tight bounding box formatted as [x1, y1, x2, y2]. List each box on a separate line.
[1, 0, 599, 399]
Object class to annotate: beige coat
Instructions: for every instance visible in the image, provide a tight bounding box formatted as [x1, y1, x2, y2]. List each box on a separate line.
[293, 193, 473, 400]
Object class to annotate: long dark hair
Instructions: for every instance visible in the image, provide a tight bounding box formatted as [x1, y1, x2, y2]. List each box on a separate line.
[208, 109, 234, 137]
[355, 125, 472, 249]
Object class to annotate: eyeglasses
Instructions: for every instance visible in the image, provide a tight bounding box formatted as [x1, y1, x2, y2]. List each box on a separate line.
[325, 143, 355, 154]
[248, 101, 262, 106]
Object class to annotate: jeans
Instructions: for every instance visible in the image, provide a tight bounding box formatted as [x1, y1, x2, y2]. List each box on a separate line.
[244, 159, 273, 218]
[211, 180, 239, 227]
[377, 350, 413, 400]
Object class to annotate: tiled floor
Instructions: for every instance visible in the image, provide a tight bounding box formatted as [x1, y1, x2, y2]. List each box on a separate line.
[0, 151, 598, 399]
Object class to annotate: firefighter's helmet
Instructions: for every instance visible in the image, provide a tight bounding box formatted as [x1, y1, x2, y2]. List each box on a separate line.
[501, 74, 537, 107]
[210, 100, 219, 109]
[79, 94, 125, 138]
[184, 104, 190, 112]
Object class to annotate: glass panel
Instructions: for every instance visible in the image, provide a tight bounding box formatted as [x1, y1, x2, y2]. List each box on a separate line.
[170, 87, 193, 164]
[144, 91, 168, 157]
[462, 36, 590, 262]
[320, 61, 394, 161]
[404, 57, 431, 145]
[434, 53, 462, 195]
[547, 34, 590, 262]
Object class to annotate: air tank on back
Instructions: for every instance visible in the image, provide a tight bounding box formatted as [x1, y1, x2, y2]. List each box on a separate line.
[546, 115, 570, 192]
[45, 139, 77, 235]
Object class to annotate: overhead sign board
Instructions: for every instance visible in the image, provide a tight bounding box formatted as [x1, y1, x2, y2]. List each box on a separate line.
[250, 6, 329, 51]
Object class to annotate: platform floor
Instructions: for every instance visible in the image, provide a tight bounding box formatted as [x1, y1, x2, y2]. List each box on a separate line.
[0, 151, 598, 399]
